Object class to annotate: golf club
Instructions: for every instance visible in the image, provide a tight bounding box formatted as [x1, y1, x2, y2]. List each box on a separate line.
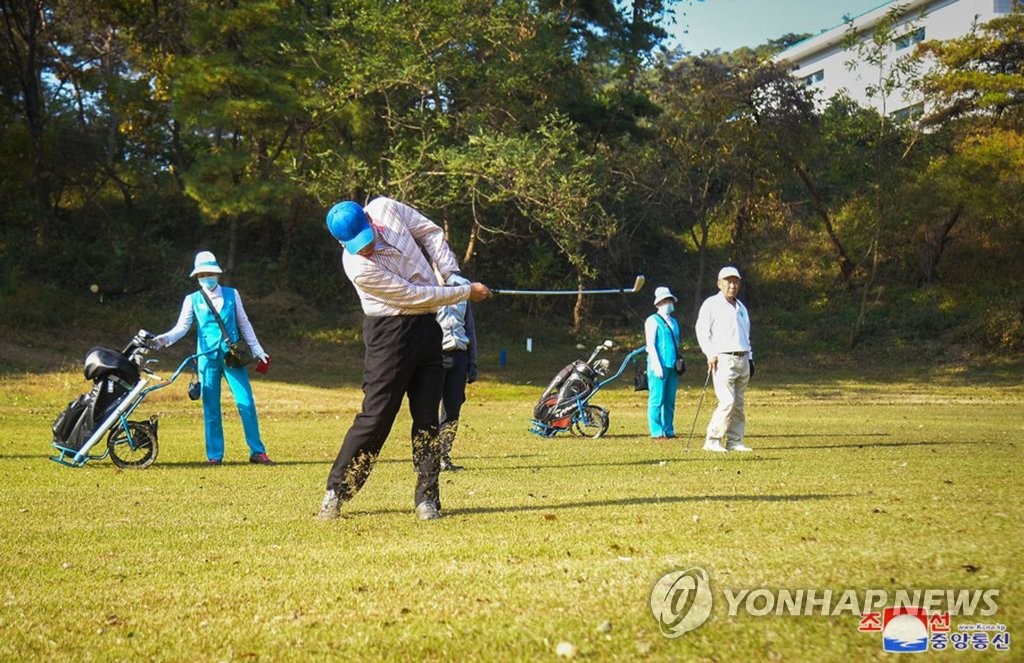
[494, 275, 645, 296]
[686, 368, 712, 453]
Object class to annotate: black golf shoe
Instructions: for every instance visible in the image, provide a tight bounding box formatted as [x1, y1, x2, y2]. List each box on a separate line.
[440, 456, 464, 472]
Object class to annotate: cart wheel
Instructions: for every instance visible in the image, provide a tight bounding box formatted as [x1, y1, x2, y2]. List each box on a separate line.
[108, 420, 158, 469]
[571, 406, 609, 439]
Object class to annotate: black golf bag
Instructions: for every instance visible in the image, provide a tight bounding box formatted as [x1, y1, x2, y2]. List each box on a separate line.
[533, 359, 602, 429]
[51, 346, 141, 451]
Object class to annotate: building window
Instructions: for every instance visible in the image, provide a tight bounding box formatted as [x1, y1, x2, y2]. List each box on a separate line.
[802, 69, 824, 87]
[894, 27, 926, 50]
[892, 102, 924, 122]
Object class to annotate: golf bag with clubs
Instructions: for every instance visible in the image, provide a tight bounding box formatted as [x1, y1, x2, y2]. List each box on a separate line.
[530, 340, 646, 439]
[50, 329, 207, 469]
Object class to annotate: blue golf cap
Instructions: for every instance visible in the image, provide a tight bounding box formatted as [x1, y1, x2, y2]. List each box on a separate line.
[326, 201, 374, 255]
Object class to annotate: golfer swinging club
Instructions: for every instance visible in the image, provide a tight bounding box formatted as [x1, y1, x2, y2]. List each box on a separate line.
[694, 266, 754, 452]
[318, 197, 492, 521]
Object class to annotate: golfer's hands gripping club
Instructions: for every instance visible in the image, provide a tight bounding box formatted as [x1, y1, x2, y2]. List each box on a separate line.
[469, 282, 493, 302]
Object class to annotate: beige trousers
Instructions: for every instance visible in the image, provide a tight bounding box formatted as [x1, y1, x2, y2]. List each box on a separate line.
[705, 353, 750, 447]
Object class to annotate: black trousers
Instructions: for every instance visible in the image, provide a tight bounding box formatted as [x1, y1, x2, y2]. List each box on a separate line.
[326, 314, 444, 507]
[440, 349, 469, 427]
[439, 349, 469, 459]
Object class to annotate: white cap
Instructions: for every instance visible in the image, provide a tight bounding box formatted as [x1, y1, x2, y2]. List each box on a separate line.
[190, 250, 223, 277]
[653, 286, 677, 306]
[718, 266, 741, 280]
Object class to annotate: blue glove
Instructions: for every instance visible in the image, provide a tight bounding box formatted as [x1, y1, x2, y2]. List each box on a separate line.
[467, 364, 478, 384]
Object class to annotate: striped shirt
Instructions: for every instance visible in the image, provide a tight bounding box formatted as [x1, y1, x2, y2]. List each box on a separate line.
[341, 197, 470, 316]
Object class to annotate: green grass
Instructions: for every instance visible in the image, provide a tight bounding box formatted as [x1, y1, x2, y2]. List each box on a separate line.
[0, 342, 1021, 661]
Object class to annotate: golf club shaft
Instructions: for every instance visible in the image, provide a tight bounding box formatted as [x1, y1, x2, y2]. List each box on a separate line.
[494, 276, 645, 296]
[495, 287, 631, 296]
[686, 369, 712, 452]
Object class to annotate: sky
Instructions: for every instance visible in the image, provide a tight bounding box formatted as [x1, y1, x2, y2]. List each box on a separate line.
[665, 0, 892, 54]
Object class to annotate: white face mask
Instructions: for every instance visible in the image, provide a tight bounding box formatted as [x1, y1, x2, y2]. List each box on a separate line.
[198, 276, 219, 291]
[659, 302, 675, 315]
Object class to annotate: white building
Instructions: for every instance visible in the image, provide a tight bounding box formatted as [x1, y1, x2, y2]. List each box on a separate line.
[774, 0, 1016, 118]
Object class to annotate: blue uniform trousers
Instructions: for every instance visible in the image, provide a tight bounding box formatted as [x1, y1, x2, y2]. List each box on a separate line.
[198, 354, 265, 461]
[647, 369, 678, 438]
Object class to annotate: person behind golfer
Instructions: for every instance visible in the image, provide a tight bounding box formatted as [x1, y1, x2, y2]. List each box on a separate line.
[318, 197, 492, 521]
[436, 272, 479, 472]
[152, 251, 274, 464]
[695, 265, 753, 452]
[645, 286, 682, 439]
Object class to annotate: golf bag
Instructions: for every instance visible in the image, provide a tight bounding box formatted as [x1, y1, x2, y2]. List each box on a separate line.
[533, 359, 604, 429]
[51, 346, 141, 451]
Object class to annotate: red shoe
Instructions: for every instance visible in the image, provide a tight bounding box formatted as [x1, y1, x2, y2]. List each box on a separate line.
[249, 452, 275, 465]
[207, 459, 222, 465]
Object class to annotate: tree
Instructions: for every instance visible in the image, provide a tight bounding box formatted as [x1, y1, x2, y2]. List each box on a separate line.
[1, 0, 53, 240]
[917, 6, 1024, 128]
[842, 4, 922, 345]
[910, 6, 1024, 282]
[168, 0, 314, 280]
[648, 49, 814, 316]
[427, 115, 615, 331]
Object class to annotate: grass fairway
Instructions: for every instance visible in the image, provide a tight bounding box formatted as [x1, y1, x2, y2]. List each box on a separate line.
[0, 344, 1021, 661]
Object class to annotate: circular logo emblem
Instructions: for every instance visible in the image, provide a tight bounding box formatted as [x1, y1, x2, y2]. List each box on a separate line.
[650, 567, 713, 638]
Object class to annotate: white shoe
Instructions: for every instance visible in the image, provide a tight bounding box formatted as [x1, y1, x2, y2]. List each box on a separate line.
[703, 440, 727, 453]
[727, 443, 753, 452]
[317, 489, 341, 520]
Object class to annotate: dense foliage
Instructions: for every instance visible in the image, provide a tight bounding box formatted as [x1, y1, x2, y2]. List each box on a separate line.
[1, 1, 1020, 350]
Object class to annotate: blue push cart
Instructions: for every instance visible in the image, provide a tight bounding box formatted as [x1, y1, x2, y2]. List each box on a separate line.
[50, 330, 215, 469]
[530, 340, 646, 438]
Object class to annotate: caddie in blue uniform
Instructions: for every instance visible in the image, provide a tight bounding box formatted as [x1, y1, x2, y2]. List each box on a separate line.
[645, 286, 682, 439]
[153, 251, 274, 465]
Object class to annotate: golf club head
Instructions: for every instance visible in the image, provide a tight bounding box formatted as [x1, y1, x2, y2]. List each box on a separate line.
[632, 275, 646, 293]
[576, 344, 586, 350]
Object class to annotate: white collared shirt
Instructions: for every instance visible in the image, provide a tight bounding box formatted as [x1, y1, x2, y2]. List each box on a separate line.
[695, 292, 752, 360]
[341, 197, 469, 316]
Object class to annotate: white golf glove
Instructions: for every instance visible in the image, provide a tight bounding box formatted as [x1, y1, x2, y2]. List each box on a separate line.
[652, 362, 664, 379]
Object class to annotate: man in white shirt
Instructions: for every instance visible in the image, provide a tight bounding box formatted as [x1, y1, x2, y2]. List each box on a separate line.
[694, 266, 754, 452]
[318, 197, 492, 521]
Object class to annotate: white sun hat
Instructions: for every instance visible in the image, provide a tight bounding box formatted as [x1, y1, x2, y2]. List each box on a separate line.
[189, 250, 223, 277]
[653, 286, 677, 306]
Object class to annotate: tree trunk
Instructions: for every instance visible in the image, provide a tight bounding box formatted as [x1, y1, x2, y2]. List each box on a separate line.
[2, 0, 51, 243]
[917, 204, 963, 284]
[278, 205, 299, 290]
[226, 214, 239, 282]
[689, 216, 710, 321]
[462, 222, 478, 268]
[573, 267, 585, 332]
[792, 161, 856, 284]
